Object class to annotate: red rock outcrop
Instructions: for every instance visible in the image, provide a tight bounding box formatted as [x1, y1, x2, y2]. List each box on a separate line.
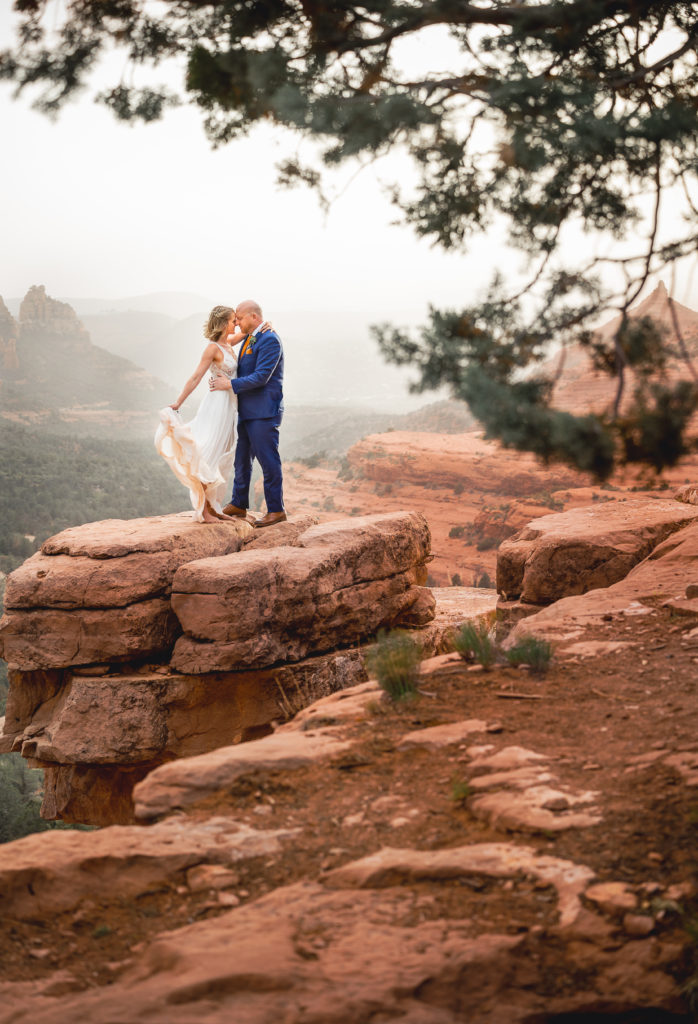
[171, 512, 434, 673]
[497, 498, 698, 603]
[0, 513, 252, 669]
[505, 508, 698, 646]
[0, 510, 452, 825]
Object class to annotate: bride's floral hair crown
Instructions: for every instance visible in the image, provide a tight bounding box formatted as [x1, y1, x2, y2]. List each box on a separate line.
[204, 305, 235, 342]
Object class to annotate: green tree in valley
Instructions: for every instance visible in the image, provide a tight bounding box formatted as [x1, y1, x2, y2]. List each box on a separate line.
[3, 1, 698, 475]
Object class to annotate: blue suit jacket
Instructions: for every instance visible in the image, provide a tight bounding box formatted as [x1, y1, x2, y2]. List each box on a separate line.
[231, 329, 284, 422]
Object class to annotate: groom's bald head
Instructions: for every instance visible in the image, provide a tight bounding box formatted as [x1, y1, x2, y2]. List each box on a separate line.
[235, 300, 263, 336]
[236, 300, 262, 319]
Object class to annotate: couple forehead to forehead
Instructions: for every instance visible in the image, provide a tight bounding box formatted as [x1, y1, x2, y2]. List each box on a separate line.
[235, 300, 262, 321]
[204, 300, 263, 343]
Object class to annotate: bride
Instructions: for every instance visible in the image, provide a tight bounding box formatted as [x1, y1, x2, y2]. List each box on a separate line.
[155, 305, 248, 524]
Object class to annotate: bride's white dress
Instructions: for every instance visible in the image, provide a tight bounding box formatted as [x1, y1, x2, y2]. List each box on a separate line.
[155, 342, 237, 521]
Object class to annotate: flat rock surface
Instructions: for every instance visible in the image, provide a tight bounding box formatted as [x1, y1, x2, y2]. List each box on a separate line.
[133, 729, 353, 821]
[497, 498, 698, 604]
[242, 513, 319, 550]
[0, 816, 296, 920]
[6, 518, 251, 610]
[41, 512, 252, 559]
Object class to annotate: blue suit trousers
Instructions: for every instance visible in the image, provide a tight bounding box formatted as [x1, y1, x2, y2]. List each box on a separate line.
[231, 415, 284, 513]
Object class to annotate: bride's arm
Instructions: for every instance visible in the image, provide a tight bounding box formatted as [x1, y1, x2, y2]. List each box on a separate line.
[170, 343, 219, 411]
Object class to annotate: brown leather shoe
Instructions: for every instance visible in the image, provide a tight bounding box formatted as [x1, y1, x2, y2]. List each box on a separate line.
[254, 511, 288, 529]
[222, 503, 248, 517]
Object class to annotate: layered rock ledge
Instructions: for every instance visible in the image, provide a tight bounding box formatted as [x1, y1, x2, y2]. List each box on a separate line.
[0, 510, 493, 825]
[497, 497, 698, 604]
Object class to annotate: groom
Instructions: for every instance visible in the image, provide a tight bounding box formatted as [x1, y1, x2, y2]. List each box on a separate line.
[210, 299, 286, 528]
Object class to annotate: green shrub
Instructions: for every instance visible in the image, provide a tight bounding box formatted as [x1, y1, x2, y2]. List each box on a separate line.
[451, 779, 471, 803]
[453, 621, 496, 669]
[505, 635, 553, 673]
[367, 630, 422, 701]
[476, 535, 500, 551]
[449, 525, 466, 538]
[531, 491, 564, 511]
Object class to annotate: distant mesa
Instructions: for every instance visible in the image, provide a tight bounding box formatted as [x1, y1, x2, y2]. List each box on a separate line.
[18, 284, 89, 342]
[0, 284, 173, 431]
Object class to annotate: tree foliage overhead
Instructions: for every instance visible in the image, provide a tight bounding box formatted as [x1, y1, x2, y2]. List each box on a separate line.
[4, 0, 698, 476]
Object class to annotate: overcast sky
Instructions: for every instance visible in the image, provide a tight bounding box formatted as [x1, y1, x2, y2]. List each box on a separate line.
[3, 6, 697, 323]
[0, 8, 518, 321]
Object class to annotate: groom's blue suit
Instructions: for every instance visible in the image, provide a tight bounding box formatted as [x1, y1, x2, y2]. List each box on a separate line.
[230, 328, 284, 514]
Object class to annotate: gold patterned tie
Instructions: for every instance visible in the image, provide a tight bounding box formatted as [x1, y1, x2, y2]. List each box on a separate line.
[240, 334, 253, 359]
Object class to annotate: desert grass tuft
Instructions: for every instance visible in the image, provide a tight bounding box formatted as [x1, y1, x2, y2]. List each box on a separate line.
[504, 635, 552, 673]
[453, 620, 496, 670]
[367, 630, 422, 701]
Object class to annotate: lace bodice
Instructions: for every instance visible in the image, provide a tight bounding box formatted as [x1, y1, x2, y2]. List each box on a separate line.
[211, 342, 236, 380]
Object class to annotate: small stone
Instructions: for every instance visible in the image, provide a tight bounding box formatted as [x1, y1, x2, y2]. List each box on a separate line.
[623, 913, 654, 937]
[186, 864, 239, 893]
[582, 762, 601, 771]
[253, 804, 273, 817]
[666, 881, 694, 900]
[648, 852, 664, 863]
[343, 812, 365, 827]
[542, 796, 570, 812]
[217, 891, 241, 907]
[639, 882, 662, 895]
[389, 816, 411, 828]
[651, 740, 667, 750]
[466, 744, 495, 760]
[486, 721, 504, 734]
[29, 948, 51, 960]
[370, 795, 402, 812]
[585, 882, 636, 915]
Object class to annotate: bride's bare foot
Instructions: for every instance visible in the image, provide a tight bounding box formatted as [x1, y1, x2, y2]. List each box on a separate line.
[202, 501, 221, 524]
[203, 501, 235, 522]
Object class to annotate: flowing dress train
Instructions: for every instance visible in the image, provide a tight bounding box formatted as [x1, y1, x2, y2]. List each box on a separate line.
[154, 342, 237, 521]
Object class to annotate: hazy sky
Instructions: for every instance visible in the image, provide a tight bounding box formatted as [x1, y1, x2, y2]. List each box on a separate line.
[3, 6, 697, 323]
[0, 8, 518, 320]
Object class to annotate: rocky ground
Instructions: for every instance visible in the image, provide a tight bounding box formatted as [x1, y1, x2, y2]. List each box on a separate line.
[1, 600, 698, 1019]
